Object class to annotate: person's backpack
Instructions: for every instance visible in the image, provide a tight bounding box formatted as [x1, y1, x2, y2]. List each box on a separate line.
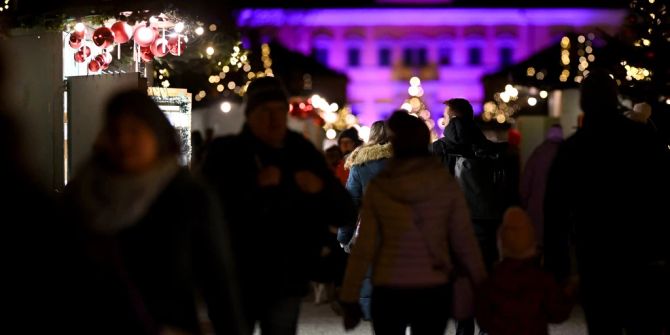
[455, 155, 506, 220]
[433, 139, 515, 220]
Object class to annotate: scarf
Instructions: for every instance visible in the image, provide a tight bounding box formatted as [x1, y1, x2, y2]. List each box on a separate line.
[68, 159, 180, 235]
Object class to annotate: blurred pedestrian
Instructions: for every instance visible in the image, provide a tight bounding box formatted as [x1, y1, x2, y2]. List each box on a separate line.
[66, 90, 242, 335]
[520, 124, 563, 246]
[476, 207, 574, 335]
[324, 145, 343, 173]
[201, 77, 356, 335]
[341, 111, 486, 335]
[335, 127, 364, 185]
[337, 119, 392, 321]
[544, 70, 670, 334]
[433, 98, 518, 335]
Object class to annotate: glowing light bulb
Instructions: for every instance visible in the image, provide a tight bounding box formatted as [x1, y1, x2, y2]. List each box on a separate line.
[528, 97, 538, 106]
[195, 27, 204, 35]
[74, 22, 85, 33]
[220, 101, 232, 113]
[540, 90, 548, 99]
[326, 129, 337, 140]
[206, 46, 215, 56]
[174, 22, 184, 33]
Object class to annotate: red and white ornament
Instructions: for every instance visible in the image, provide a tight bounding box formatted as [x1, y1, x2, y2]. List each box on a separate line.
[95, 53, 112, 70]
[88, 60, 102, 72]
[74, 50, 86, 63]
[72, 22, 86, 40]
[150, 38, 169, 57]
[168, 35, 186, 56]
[80, 46, 91, 58]
[68, 34, 82, 49]
[134, 26, 157, 47]
[140, 46, 154, 62]
[92, 27, 115, 49]
[110, 21, 132, 44]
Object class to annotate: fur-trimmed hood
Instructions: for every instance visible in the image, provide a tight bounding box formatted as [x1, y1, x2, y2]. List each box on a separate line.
[345, 143, 393, 170]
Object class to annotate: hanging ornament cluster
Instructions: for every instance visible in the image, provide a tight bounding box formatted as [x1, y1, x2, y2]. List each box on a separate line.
[67, 16, 187, 74]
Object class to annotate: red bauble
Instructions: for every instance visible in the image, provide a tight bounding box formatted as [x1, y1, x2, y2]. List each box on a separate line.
[92, 27, 115, 49]
[150, 38, 169, 57]
[88, 60, 101, 73]
[72, 26, 86, 40]
[68, 34, 82, 49]
[110, 21, 132, 44]
[140, 46, 154, 62]
[168, 35, 187, 56]
[134, 26, 157, 47]
[102, 52, 113, 64]
[74, 51, 86, 63]
[80, 46, 91, 57]
[95, 54, 111, 70]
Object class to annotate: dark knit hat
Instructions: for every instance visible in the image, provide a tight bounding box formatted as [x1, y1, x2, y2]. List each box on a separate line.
[338, 127, 364, 146]
[387, 111, 430, 158]
[244, 77, 289, 115]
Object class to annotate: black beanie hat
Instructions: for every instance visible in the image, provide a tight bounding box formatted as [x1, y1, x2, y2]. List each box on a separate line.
[244, 77, 289, 116]
[338, 127, 363, 146]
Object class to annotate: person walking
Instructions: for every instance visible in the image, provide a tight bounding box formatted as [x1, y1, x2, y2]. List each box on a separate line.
[476, 207, 574, 335]
[520, 124, 563, 245]
[201, 77, 356, 335]
[544, 70, 670, 334]
[335, 127, 364, 185]
[337, 119, 393, 321]
[432, 98, 518, 335]
[65, 90, 241, 335]
[341, 111, 486, 335]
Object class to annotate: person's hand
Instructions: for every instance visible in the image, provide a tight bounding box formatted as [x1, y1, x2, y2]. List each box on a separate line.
[295, 170, 324, 194]
[341, 302, 363, 331]
[258, 166, 281, 187]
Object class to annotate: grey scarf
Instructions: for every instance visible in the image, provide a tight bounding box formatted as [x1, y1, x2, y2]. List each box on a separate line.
[69, 159, 180, 235]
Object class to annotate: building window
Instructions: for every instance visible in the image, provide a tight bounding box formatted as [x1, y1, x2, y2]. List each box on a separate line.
[378, 47, 391, 67]
[403, 48, 428, 67]
[348, 48, 361, 67]
[438, 47, 452, 66]
[417, 48, 427, 67]
[403, 48, 413, 67]
[313, 48, 329, 65]
[500, 47, 514, 67]
[468, 47, 482, 66]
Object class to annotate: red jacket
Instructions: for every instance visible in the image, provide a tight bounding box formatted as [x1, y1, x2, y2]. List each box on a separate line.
[335, 160, 349, 186]
[476, 258, 573, 335]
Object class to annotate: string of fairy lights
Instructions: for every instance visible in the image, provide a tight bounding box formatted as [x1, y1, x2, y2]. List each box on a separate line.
[483, 33, 599, 123]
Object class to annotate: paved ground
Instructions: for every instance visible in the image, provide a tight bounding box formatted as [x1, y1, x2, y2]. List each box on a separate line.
[294, 302, 587, 335]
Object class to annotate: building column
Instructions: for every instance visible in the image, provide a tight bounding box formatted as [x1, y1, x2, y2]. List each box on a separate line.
[331, 27, 346, 71]
[363, 26, 375, 67]
[517, 24, 530, 61]
[485, 26, 497, 68]
[454, 26, 466, 66]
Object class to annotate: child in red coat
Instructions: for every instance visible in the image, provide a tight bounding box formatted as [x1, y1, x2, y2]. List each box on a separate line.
[476, 207, 575, 335]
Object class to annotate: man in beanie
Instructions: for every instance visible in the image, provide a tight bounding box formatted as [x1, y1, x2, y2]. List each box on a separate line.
[476, 207, 574, 335]
[544, 69, 670, 334]
[201, 77, 356, 335]
[334, 127, 363, 185]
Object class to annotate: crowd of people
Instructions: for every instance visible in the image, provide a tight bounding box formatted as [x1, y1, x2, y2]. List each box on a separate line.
[2, 70, 669, 335]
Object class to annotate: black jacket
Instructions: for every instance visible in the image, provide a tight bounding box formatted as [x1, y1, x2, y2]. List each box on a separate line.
[67, 170, 241, 335]
[201, 127, 356, 301]
[433, 117, 520, 219]
[544, 113, 670, 282]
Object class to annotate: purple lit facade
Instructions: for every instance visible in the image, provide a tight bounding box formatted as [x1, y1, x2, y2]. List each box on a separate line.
[237, 8, 625, 125]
